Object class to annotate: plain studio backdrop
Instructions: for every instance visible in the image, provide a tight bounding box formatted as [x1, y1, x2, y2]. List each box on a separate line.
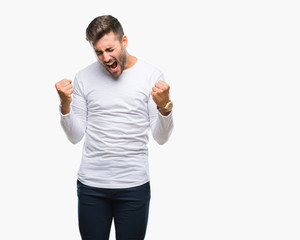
[0, 0, 299, 239]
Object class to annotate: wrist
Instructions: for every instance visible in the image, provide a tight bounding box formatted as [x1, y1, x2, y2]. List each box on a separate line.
[157, 100, 173, 115]
[157, 100, 173, 116]
[158, 107, 171, 116]
[61, 102, 71, 115]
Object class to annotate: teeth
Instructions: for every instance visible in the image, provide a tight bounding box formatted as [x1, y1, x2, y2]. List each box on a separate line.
[106, 61, 115, 66]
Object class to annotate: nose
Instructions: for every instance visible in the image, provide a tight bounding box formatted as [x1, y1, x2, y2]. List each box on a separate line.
[103, 52, 110, 63]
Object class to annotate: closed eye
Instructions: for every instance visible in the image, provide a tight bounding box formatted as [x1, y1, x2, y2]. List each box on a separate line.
[95, 50, 103, 56]
[106, 48, 114, 52]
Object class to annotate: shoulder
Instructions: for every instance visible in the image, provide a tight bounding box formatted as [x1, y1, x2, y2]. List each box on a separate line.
[74, 61, 107, 86]
[73, 61, 106, 92]
[137, 59, 164, 82]
[76, 61, 103, 78]
[138, 58, 162, 74]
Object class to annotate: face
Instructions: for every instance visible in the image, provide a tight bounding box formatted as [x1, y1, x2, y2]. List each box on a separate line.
[93, 31, 128, 78]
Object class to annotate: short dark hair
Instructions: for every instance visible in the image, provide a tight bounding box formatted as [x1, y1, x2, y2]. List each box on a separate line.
[86, 15, 124, 45]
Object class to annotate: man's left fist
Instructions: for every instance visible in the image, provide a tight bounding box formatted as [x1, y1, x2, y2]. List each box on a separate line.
[151, 80, 170, 109]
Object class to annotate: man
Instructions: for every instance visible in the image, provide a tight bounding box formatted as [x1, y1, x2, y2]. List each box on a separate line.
[55, 15, 174, 240]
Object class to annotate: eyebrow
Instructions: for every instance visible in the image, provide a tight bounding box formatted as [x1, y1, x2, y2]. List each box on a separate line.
[94, 46, 115, 53]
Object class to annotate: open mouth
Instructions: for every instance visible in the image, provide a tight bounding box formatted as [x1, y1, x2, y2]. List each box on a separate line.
[106, 61, 118, 72]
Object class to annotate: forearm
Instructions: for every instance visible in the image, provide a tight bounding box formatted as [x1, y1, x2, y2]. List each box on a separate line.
[151, 111, 174, 145]
[60, 105, 86, 144]
[61, 102, 71, 115]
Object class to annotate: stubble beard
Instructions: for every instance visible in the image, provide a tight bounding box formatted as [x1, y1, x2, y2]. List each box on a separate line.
[106, 49, 127, 79]
[117, 49, 127, 77]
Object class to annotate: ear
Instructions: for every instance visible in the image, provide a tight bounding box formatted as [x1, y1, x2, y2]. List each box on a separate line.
[122, 35, 128, 48]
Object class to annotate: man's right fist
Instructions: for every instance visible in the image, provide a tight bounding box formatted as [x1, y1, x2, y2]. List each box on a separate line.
[55, 79, 73, 114]
[55, 79, 73, 104]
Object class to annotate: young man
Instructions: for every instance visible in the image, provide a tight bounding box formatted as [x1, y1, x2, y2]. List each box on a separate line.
[55, 15, 174, 240]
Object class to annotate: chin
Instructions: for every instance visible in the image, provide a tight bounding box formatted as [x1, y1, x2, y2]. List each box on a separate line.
[111, 71, 122, 79]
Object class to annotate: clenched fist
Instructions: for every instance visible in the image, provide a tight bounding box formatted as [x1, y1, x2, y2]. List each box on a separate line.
[55, 78, 73, 114]
[151, 80, 171, 115]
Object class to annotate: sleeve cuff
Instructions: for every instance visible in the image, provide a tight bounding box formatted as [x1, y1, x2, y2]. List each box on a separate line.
[157, 109, 173, 119]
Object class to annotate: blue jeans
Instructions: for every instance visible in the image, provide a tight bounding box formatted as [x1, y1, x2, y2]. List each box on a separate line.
[77, 180, 151, 240]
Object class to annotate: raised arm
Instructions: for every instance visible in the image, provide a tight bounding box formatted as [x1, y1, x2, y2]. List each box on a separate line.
[55, 77, 87, 144]
[148, 80, 174, 145]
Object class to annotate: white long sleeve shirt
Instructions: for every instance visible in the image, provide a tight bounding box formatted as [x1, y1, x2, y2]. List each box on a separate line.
[60, 59, 173, 188]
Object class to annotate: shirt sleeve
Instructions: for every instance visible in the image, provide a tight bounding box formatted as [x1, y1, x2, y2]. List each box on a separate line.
[148, 74, 174, 145]
[60, 76, 87, 144]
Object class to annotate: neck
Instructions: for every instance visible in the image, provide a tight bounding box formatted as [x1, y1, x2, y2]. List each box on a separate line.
[124, 53, 137, 70]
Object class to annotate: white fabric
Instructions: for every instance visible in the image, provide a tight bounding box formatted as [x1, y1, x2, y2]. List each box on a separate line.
[60, 59, 173, 188]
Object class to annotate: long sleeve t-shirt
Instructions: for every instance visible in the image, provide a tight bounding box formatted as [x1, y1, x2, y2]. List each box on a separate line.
[60, 59, 174, 188]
